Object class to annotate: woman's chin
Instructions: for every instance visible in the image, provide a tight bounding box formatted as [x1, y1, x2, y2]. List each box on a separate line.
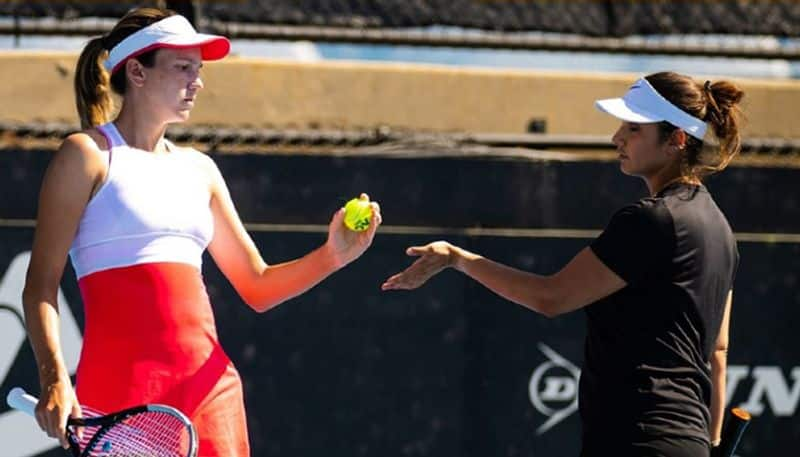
[172, 110, 192, 122]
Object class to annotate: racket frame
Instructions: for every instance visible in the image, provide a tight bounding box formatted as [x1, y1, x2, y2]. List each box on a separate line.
[7, 387, 198, 457]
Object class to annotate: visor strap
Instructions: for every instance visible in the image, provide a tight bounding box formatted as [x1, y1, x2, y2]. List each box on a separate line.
[636, 78, 707, 140]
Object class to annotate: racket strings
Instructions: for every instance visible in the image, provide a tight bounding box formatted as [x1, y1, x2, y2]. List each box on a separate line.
[69, 406, 106, 450]
[93, 413, 189, 456]
[73, 410, 192, 457]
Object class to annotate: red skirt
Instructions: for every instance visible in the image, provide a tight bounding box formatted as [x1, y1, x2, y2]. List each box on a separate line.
[75, 262, 250, 457]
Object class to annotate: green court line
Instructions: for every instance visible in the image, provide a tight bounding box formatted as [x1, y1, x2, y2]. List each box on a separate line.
[2, 219, 799, 243]
[243, 223, 601, 239]
[0, 219, 36, 228]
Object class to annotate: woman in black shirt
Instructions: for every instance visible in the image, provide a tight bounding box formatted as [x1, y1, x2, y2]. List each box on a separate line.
[382, 71, 743, 457]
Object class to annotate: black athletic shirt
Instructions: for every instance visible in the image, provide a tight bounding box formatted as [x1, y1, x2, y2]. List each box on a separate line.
[580, 182, 738, 454]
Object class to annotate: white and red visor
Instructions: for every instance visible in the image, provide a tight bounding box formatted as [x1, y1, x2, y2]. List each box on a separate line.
[595, 77, 707, 140]
[104, 15, 230, 74]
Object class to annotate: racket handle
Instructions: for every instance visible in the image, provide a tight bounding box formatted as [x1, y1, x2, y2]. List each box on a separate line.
[6, 387, 38, 417]
[711, 407, 751, 457]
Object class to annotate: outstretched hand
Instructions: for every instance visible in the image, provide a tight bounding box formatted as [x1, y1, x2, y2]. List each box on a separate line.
[382, 241, 457, 290]
[326, 193, 382, 268]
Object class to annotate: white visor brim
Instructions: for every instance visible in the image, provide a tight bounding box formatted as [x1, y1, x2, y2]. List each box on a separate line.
[104, 15, 230, 73]
[595, 98, 664, 124]
[594, 78, 708, 140]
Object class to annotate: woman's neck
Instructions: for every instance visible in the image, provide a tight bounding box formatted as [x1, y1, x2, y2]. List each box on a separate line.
[113, 105, 169, 153]
[645, 167, 698, 196]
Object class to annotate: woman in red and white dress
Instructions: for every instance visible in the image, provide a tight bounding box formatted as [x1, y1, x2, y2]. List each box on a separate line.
[22, 7, 381, 456]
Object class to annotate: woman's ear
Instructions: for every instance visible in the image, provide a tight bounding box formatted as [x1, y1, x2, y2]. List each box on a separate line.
[125, 58, 147, 88]
[667, 129, 688, 157]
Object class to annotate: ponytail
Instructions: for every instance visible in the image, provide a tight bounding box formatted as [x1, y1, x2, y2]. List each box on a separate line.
[703, 80, 744, 172]
[646, 71, 745, 181]
[73, 7, 176, 129]
[74, 36, 113, 129]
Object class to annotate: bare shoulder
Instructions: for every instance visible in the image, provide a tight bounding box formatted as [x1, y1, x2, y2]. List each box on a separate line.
[63, 128, 108, 151]
[56, 129, 108, 162]
[40, 129, 109, 203]
[55, 129, 109, 170]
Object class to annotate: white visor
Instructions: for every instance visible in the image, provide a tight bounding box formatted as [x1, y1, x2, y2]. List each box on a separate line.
[104, 15, 230, 73]
[595, 77, 707, 140]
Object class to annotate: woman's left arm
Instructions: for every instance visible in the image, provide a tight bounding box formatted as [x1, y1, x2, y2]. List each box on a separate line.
[709, 290, 733, 446]
[205, 156, 381, 312]
[456, 245, 626, 317]
[383, 242, 625, 317]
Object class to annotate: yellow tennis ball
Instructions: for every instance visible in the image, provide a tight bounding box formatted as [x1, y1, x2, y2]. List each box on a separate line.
[344, 198, 372, 231]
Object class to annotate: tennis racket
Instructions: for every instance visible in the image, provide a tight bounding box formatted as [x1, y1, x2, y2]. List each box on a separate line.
[6, 387, 197, 457]
[711, 407, 751, 457]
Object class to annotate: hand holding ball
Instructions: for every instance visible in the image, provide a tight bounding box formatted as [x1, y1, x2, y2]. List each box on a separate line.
[344, 198, 373, 231]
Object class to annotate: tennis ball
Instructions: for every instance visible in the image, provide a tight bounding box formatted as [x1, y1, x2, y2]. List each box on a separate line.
[344, 198, 372, 231]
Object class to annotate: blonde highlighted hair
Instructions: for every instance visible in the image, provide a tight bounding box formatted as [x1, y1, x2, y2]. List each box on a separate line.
[74, 7, 175, 128]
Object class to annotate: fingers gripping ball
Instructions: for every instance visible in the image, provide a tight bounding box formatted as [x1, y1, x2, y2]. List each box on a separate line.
[344, 198, 373, 231]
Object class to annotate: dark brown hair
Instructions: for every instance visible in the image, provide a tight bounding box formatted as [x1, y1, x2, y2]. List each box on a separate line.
[645, 71, 744, 181]
[74, 8, 175, 128]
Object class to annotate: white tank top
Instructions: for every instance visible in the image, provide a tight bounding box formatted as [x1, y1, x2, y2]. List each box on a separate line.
[69, 122, 214, 279]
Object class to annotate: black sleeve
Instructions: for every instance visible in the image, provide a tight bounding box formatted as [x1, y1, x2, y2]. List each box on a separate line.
[590, 201, 675, 284]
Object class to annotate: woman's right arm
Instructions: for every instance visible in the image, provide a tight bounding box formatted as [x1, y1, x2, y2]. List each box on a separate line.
[22, 132, 105, 447]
